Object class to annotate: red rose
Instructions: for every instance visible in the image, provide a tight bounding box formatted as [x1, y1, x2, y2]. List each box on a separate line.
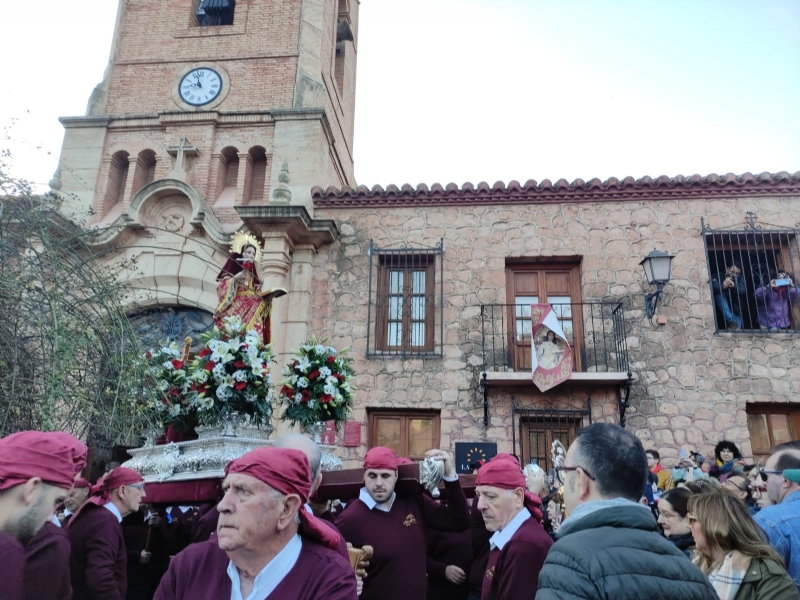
[334, 373, 345, 381]
[198, 348, 211, 357]
[169, 387, 180, 396]
[145, 351, 152, 359]
[308, 370, 320, 380]
[320, 394, 332, 404]
[171, 359, 184, 370]
[326, 356, 335, 364]
[234, 360, 247, 369]
[204, 360, 216, 372]
[234, 381, 247, 391]
[301, 389, 311, 402]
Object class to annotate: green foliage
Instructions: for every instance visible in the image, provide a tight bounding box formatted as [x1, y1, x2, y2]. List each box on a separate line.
[278, 337, 356, 430]
[0, 161, 152, 442]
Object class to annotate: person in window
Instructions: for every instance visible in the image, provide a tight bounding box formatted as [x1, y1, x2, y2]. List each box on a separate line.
[536, 330, 562, 370]
[755, 270, 799, 331]
[711, 263, 746, 331]
[709, 441, 746, 482]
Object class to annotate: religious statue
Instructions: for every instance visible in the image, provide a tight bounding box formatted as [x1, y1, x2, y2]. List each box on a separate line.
[536, 328, 564, 370]
[214, 232, 286, 343]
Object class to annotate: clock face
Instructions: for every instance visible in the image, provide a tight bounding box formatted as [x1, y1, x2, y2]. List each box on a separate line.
[178, 68, 223, 106]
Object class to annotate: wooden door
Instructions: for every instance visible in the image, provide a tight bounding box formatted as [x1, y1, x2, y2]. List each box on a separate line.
[506, 264, 583, 371]
[520, 417, 579, 471]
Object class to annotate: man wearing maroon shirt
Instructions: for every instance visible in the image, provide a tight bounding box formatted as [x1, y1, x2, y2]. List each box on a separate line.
[0, 430, 87, 600]
[24, 518, 72, 600]
[475, 454, 552, 600]
[62, 477, 92, 525]
[68, 466, 146, 600]
[335, 447, 471, 600]
[155, 446, 357, 600]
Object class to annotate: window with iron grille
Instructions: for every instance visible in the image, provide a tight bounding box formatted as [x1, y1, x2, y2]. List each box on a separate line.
[366, 240, 443, 357]
[194, 0, 235, 26]
[702, 212, 800, 333]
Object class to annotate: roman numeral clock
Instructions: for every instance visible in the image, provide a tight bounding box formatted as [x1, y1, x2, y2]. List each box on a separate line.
[172, 64, 230, 110]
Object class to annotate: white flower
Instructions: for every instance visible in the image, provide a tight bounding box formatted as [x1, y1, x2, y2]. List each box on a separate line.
[212, 363, 226, 379]
[244, 392, 258, 403]
[341, 383, 351, 393]
[296, 357, 311, 372]
[266, 374, 273, 385]
[315, 344, 326, 354]
[232, 370, 248, 382]
[323, 384, 337, 396]
[291, 375, 299, 385]
[296, 377, 309, 389]
[222, 316, 244, 332]
[294, 393, 304, 403]
[158, 380, 169, 392]
[162, 360, 175, 371]
[216, 385, 232, 401]
[308, 399, 318, 409]
[168, 404, 181, 417]
[325, 376, 338, 387]
[319, 366, 332, 378]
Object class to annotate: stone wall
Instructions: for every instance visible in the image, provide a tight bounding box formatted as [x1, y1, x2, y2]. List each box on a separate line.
[311, 195, 800, 468]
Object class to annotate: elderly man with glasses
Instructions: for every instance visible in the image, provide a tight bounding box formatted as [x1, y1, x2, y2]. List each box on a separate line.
[753, 450, 800, 592]
[536, 423, 717, 600]
[68, 467, 146, 600]
[721, 474, 760, 515]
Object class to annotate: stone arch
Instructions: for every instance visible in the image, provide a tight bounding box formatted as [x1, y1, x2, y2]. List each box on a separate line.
[245, 145, 268, 205]
[215, 146, 240, 207]
[131, 149, 157, 197]
[101, 150, 129, 219]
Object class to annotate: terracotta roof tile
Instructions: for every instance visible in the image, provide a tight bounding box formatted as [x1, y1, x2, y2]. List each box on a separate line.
[312, 171, 800, 208]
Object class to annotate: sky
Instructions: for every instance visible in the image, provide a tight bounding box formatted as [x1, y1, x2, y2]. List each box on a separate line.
[2, 0, 799, 191]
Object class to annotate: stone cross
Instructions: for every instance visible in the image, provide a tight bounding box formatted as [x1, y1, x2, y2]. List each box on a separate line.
[167, 137, 198, 182]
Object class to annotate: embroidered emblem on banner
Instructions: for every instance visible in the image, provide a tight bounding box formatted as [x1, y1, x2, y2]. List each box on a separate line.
[403, 514, 417, 527]
[530, 303, 573, 392]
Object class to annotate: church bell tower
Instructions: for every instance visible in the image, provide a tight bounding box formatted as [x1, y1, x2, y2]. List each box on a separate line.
[50, 0, 357, 362]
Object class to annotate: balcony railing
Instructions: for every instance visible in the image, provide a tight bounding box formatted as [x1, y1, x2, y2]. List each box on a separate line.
[480, 302, 629, 374]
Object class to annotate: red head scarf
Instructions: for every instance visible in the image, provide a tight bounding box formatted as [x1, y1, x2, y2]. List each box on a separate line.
[476, 454, 544, 523]
[396, 457, 414, 465]
[225, 447, 341, 551]
[72, 477, 92, 489]
[0, 431, 87, 491]
[364, 446, 398, 471]
[68, 467, 144, 525]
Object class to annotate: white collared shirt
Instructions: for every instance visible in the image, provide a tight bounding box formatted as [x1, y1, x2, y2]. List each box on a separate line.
[227, 533, 302, 600]
[51, 514, 62, 527]
[358, 487, 396, 512]
[166, 506, 192, 514]
[489, 507, 530, 551]
[103, 501, 123, 523]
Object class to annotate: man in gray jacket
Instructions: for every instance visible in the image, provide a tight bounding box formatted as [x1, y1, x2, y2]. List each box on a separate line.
[536, 423, 716, 600]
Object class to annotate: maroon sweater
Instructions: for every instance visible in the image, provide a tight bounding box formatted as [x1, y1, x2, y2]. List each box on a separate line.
[68, 504, 127, 600]
[154, 538, 357, 600]
[426, 528, 473, 600]
[24, 521, 72, 600]
[335, 480, 470, 600]
[0, 531, 24, 600]
[468, 498, 491, 596]
[480, 516, 552, 600]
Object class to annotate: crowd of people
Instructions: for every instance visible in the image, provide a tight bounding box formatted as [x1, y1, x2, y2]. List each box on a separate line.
[2, 426, 800, 599]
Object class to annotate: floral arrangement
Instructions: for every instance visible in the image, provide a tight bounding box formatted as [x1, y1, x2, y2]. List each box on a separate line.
[186, 316, 275, 427]
[278, 338, 356, 430]
[141, 341, 194, 433]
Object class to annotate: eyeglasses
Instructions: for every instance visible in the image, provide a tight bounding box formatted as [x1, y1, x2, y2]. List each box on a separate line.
[554, 466, 596, 485]
[759, 470, 783, 482]
[127, 483, 146, 490]
[723, 480, 750, 492]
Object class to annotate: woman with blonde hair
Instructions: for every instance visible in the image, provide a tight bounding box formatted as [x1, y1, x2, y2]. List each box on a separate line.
[688, 492, 799, 600]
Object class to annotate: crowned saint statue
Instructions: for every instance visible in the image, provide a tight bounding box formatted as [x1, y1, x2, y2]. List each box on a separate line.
[214, 232, 286, 344]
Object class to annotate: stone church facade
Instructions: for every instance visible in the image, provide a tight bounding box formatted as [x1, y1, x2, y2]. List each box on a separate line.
[52, 0, 800, 469]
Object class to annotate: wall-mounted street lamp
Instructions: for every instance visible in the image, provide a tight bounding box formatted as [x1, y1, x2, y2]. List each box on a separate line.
[639, 249, 674, 322]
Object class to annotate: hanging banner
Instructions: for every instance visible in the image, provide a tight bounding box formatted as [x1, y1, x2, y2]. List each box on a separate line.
[529, 304, 573, 392]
